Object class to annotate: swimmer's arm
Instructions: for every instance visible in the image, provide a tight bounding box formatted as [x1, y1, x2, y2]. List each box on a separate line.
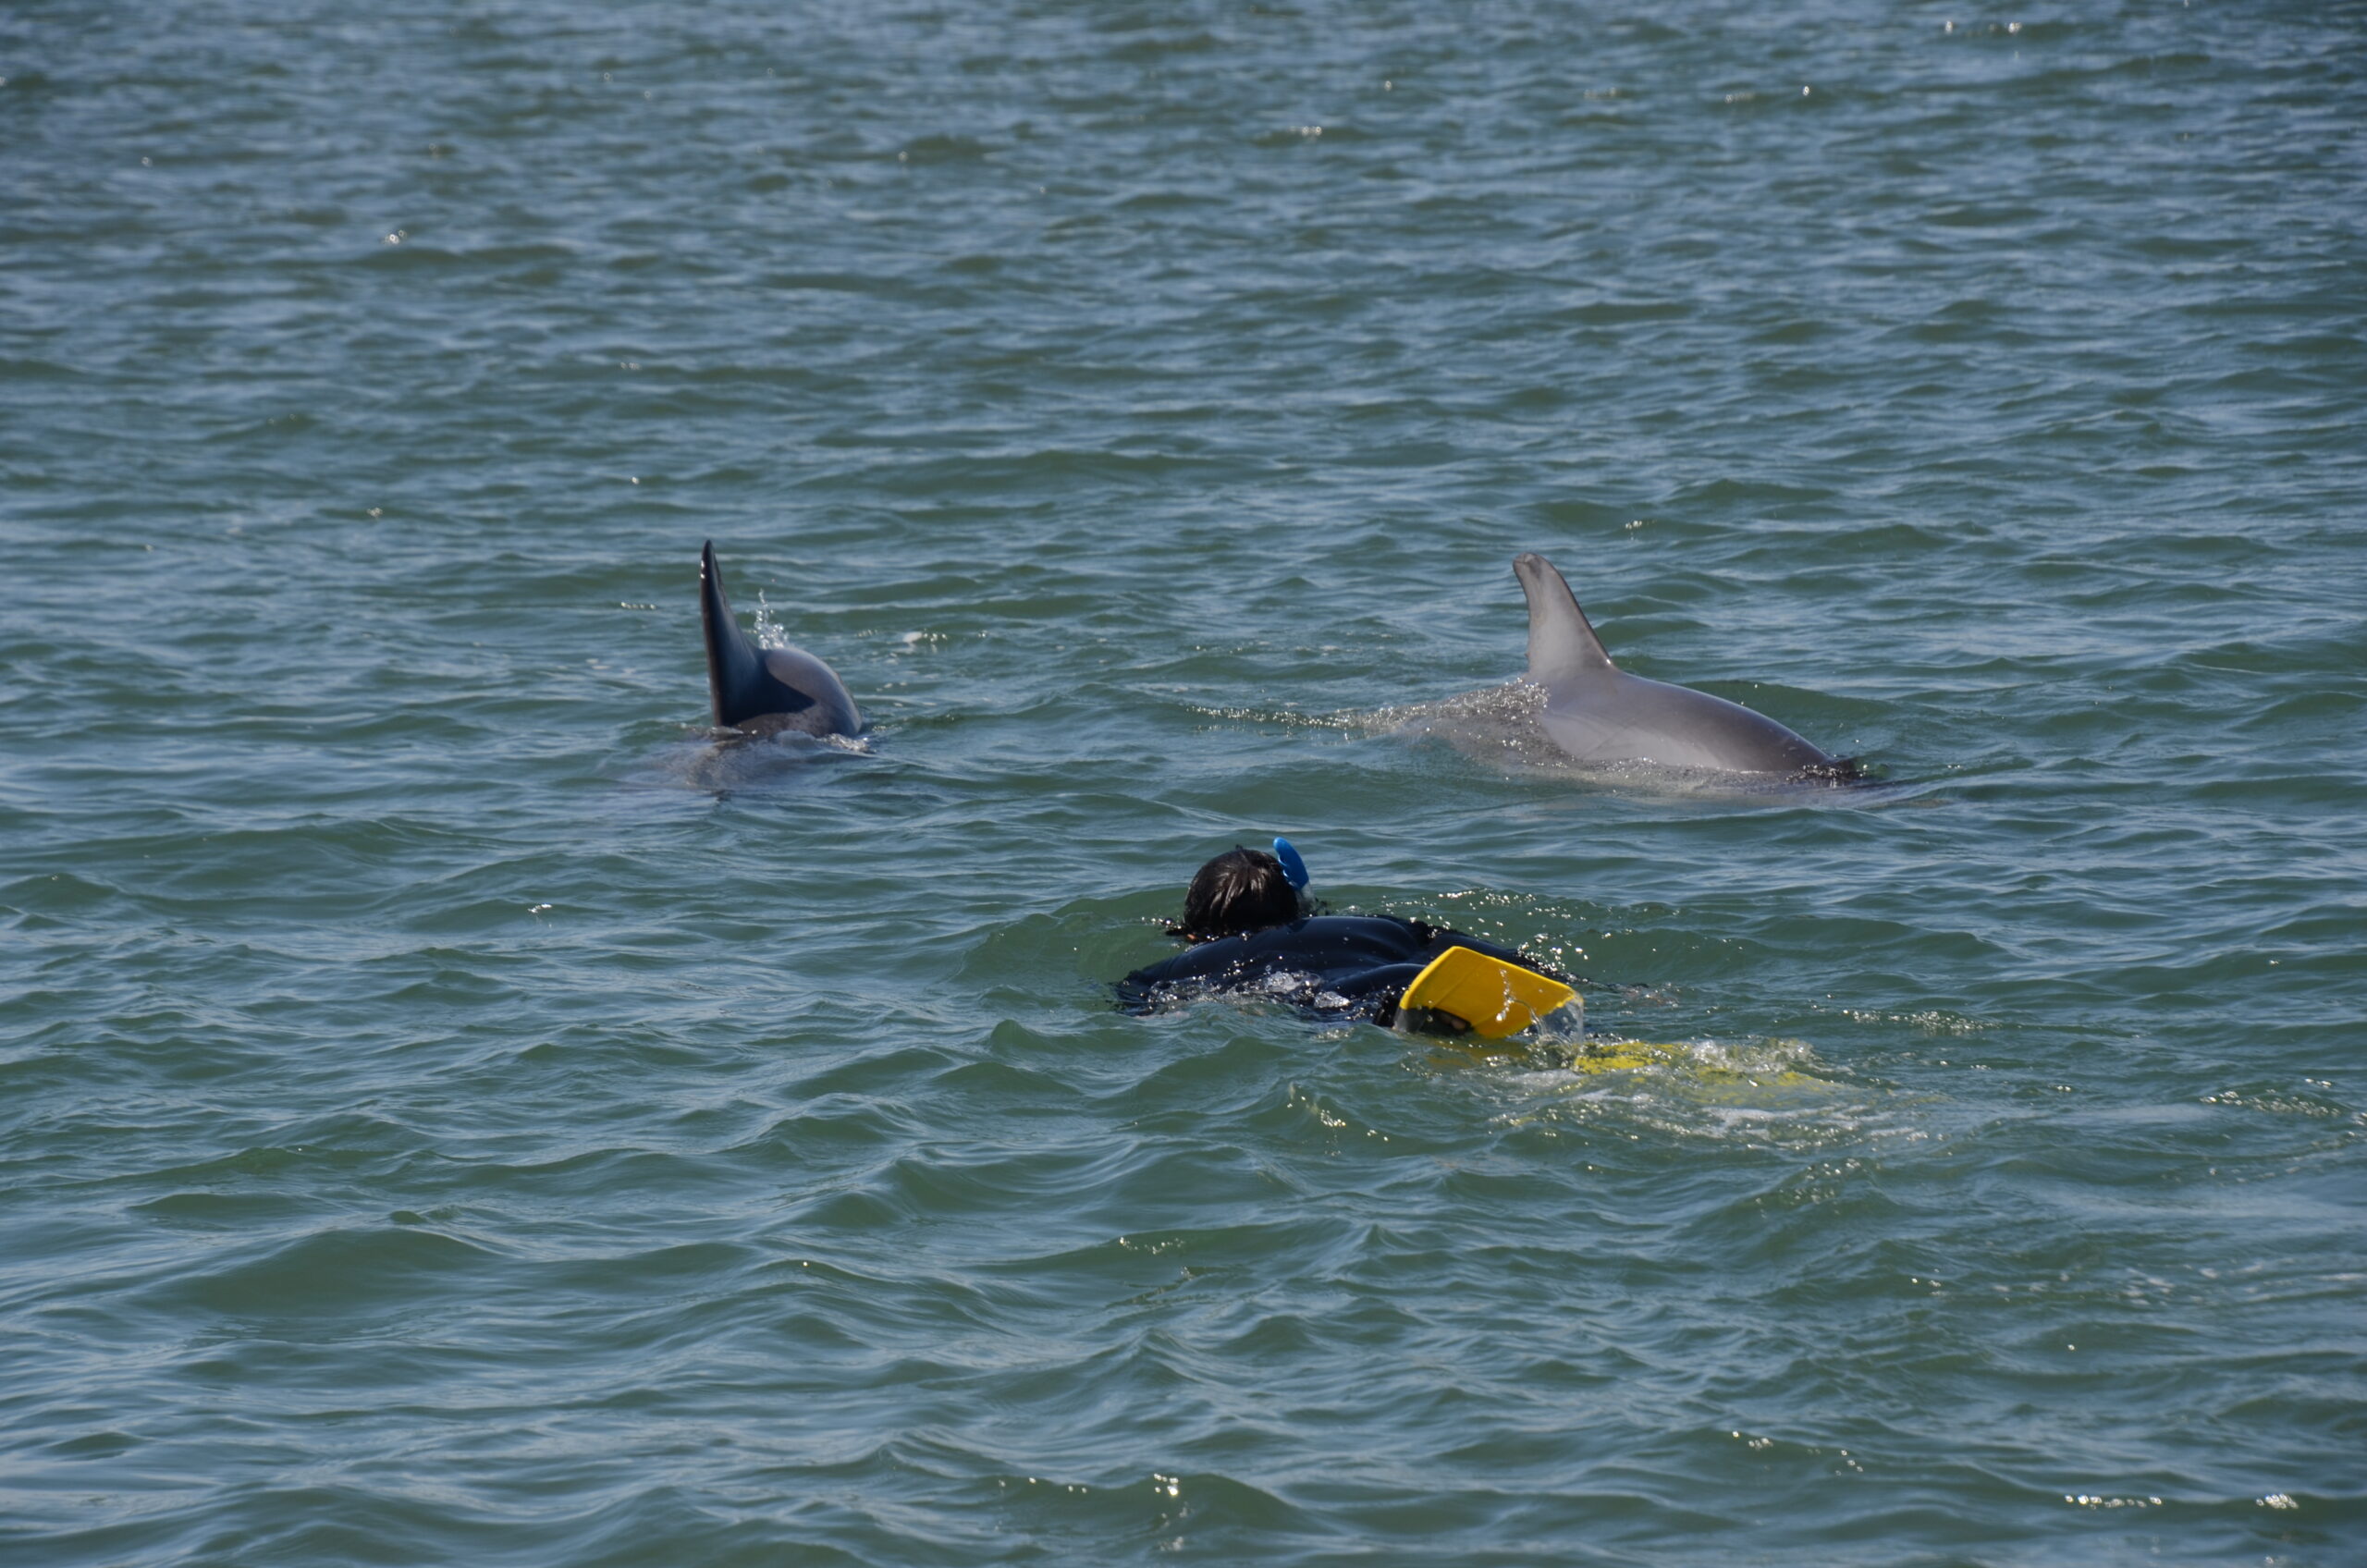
[1114, 937, 1266, 1013]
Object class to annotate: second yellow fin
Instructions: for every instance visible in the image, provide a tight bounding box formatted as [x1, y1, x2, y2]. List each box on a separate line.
[1397, 946, 1578, 1040]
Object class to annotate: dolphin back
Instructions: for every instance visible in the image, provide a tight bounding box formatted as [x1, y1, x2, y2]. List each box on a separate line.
[1513, 549, 1850, 778]
[699, 542, 863, 736]
[1540, 672, 1842, 775]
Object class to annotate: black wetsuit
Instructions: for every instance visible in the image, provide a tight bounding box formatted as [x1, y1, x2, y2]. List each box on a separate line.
[1116, 914, 1552, 1028]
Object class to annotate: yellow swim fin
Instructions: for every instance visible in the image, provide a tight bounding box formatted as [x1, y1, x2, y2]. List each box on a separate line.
[1397, 946, 1578, 1040]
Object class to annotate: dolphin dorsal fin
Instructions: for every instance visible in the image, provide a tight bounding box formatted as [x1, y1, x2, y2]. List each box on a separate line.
[702, 542, 853, 734]
[1513, 552, 1616, 682]
[701, 540, 767, 726]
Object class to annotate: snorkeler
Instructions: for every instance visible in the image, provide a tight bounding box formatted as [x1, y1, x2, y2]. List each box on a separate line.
[1117, 842, 1576, 1034]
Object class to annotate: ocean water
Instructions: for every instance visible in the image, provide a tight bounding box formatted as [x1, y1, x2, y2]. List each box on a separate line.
[3, 2, 2362, 1563]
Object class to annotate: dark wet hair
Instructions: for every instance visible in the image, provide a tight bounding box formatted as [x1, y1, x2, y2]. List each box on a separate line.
[1178, 847, 1301, 943]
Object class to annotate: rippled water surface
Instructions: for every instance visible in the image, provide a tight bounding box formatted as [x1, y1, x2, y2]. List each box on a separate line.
[4, 2, 2363, 1562]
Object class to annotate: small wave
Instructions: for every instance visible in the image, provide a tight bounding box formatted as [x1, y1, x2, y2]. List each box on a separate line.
[632, 729, 875, 793]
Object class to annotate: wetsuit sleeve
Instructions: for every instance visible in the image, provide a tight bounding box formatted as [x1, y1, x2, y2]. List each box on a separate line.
[1319, 962, 1429, 1026]
[1108, 957, 1184, 1018]
[1115, 937, 1253, 1015]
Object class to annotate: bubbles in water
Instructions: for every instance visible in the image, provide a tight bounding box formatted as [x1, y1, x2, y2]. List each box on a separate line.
[752, 591, 787, 650]
[1486, 1032, 1907, 1149]
[1366, 678, 1549, 763]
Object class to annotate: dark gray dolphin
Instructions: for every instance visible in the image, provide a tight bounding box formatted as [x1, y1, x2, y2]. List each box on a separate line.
[699, 541, 863, 737]
[1514, 552, 1854, 778]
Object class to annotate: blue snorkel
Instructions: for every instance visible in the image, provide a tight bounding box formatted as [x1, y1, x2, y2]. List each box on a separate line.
[1271, 836, 1311, 913]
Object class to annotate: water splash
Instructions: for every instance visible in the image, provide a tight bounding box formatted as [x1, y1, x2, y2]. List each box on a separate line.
[1488, 1033, 1911, 1148]
[752, 590, 788, 650]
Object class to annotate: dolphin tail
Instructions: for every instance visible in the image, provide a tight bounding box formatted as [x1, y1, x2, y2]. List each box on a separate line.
[1513, 552, 1617, 684]
[702, 541, 783, 728]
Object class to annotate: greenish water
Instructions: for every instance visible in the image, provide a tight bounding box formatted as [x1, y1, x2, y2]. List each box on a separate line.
[3, 2, 2362, 1563]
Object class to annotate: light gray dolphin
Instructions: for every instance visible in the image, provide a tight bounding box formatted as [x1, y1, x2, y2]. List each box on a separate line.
[1513, 551, 1855, 778]
[699, 541, 863, 738]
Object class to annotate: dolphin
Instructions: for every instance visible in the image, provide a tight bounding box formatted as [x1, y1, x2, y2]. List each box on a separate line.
[699, 541, 863, 738]
[1512, 551, 1855, 778]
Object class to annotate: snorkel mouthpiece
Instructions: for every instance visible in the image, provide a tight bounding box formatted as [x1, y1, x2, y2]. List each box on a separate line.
[1271, 836, 1310, 892]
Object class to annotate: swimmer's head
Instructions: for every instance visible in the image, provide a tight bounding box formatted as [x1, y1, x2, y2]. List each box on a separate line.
[1179, 847, 1301, 943]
